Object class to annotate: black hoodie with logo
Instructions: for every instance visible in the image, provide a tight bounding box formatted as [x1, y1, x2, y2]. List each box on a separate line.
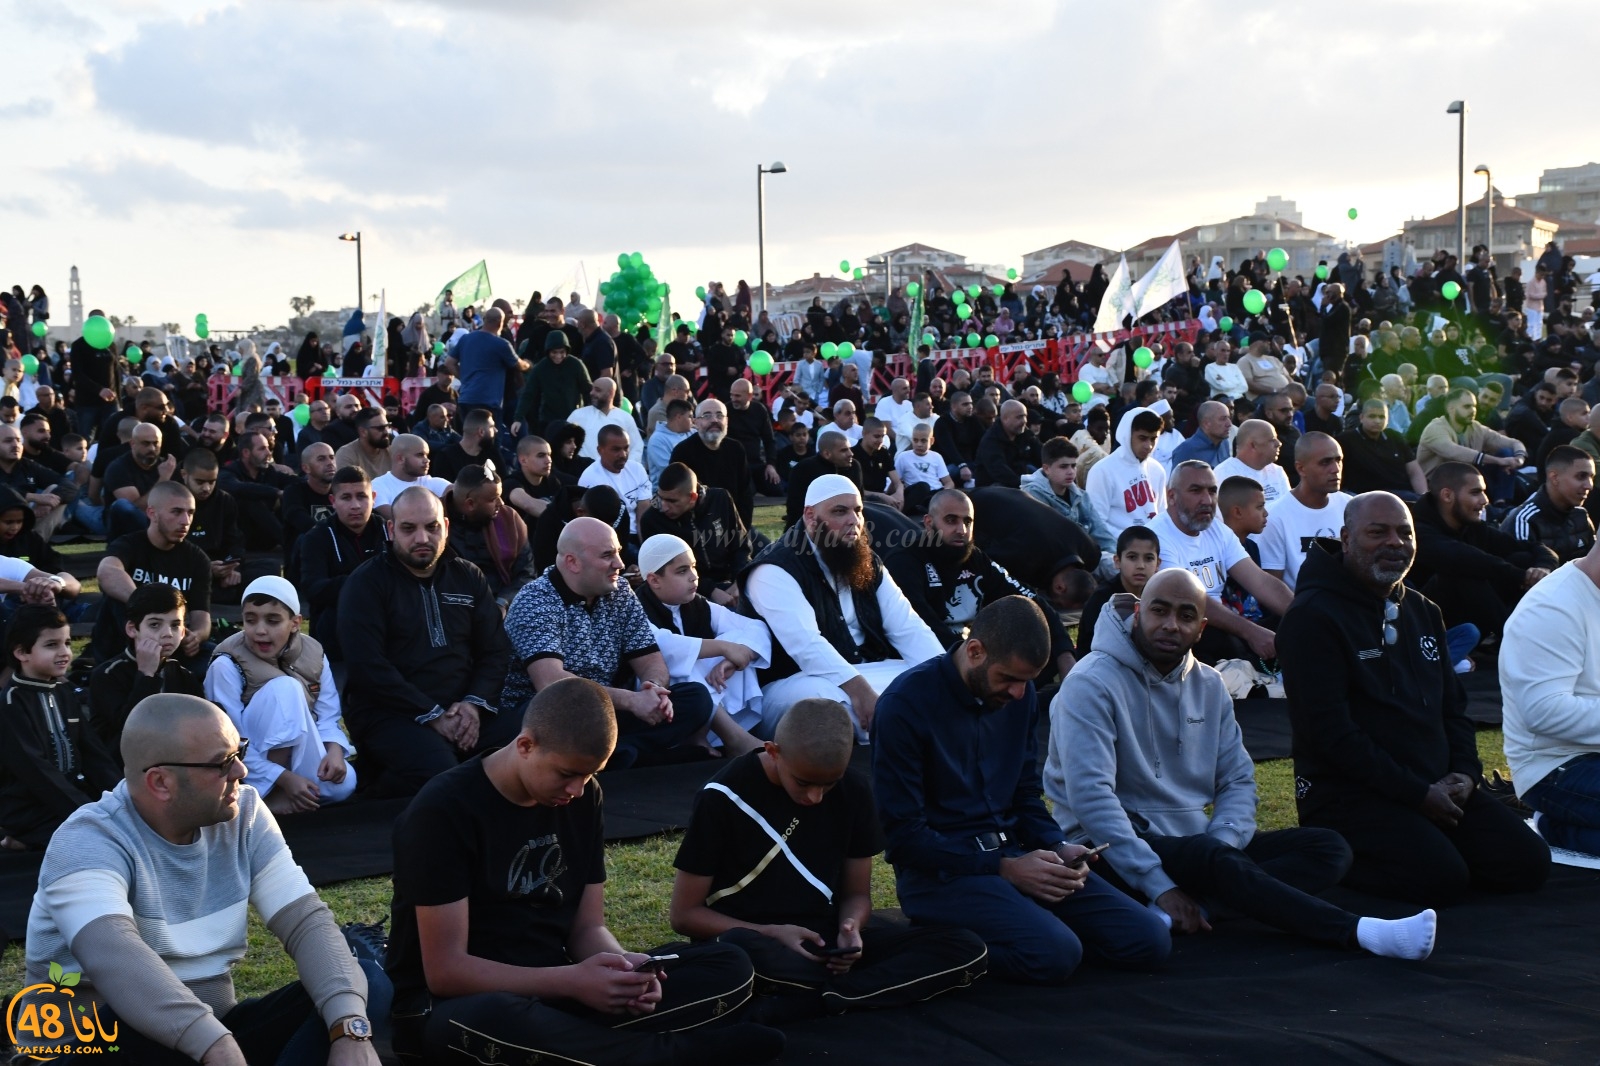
[1278, 542, 1479, 816]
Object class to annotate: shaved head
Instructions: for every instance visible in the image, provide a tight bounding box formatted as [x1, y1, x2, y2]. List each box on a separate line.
[122, 694, 232, 784]
[390, 433, 427, 459]
[556, 515, 616, 558]
[1236, 419, 1277, 447]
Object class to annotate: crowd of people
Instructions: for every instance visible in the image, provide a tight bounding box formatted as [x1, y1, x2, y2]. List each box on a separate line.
[2, 241, 1599, 1065]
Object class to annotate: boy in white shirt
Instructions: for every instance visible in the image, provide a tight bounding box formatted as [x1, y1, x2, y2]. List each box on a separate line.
[636, 534, 770, 754]
[894, 424, 954, 515]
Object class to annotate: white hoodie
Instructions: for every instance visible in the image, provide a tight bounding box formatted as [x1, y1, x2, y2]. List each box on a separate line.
[1085, 408, 1168, 540]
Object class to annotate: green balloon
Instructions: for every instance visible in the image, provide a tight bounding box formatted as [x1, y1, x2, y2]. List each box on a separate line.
[126, 345, 144, 365]
[30, 321, 46, 338]
[196, 325, 210, 339]
[853, 268, 864, 280]
[1266, 247, 1288, 272]
[1218, 316, 1234, 332]
[20, 355, 38, 375]
[966, 332, 981, 348]
[324, 366, 337, 378]
[922, 332, 938, 346]
[820, 341, 838, 360]
[695, 286, 707, 301]
[984, 334, 999, 348]
[630, 252, 644, 268]
[196, 313, 208, 325]
[1441, 280, 1461, 302]
[291, 403, 311, 426]
[1314, 264, 1330, 280]
[839, 260, 850, 273]
[1347, 207, 1358, 220]
[837, 342, 855, 359]
[951, 290, 967, 305]
[1006, 268, 1018, 280]
[956, 304, 973, 320]
[620, 396, 634, 413]
[598, 281, 610, 296]
[1072, 381, 1093, 404]
[232, 361, 244, 377]
[906, 282, 921, 298]
[732, 330, 748, 347]
[432, 341, 445, 356]
[748, 352, 774, 375]
[966, 284, 981, 299]
[617, 253, 630, 268]
[83, 315, 114, 350]
[1242, 289, 1267, 315]
[991, 284, 1004, 297]
[1132, 346, 1154, 368]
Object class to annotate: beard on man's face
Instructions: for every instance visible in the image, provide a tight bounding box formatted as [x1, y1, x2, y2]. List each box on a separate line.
[813, 525, 876, 590]
[931, 537, 974, 568]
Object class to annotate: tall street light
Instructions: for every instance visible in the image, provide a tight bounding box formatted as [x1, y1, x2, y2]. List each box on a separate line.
[756, 162, 787, 317]
[1473, 164, 1493, 269]
[1445, 101, 1466, 261]
[338, 232, 363, 312]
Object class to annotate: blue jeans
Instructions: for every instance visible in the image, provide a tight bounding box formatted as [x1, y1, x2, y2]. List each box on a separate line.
[895, 866, 1171, 984]
[1446, 623, 1480, 664]
[107, 497, 149, 538]
[66, 495, 107, 535]
[1482, 447, 1519, 504]
[1524, 753, 1600, 856]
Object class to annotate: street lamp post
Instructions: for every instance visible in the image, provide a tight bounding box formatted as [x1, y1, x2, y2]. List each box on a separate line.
[1473, 164, 1493, 269]
[756, 162, 787, 317]
[338, 232, 363, 312]
[1445, 102, 1466, 261]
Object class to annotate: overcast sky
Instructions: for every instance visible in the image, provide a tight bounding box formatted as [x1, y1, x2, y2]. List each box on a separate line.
[2, 0, 1592, 331]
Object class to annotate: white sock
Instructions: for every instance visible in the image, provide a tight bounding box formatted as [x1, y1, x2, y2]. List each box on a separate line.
[1146, 902, 1173, 929]
[1356, 909, 1436, 960]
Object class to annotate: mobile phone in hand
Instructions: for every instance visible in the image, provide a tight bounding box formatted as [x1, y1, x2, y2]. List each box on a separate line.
[636, 954, 679, 974]
[1071, 842, 1112, 867]
[805, 944, 858, 958]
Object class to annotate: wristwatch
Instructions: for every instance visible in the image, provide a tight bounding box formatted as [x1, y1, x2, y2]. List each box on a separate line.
[329, 1016, 373, 1043]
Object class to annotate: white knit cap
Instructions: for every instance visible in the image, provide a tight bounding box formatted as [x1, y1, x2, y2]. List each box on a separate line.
[638, 534, 693, 576]
[242, 575, 300, 616]
[1148, 398, 1172, 417]
[804, 473, 861, 508]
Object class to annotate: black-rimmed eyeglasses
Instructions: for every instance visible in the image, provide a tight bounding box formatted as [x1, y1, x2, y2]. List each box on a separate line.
[145, 738, 249, 775]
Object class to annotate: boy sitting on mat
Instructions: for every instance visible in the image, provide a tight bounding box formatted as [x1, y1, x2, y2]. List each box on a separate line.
[204, 576, 357, 816]
[636, 533, 768, 756]
[386, 676, 785, 1065]
[89, 583, 205, 764]
[670, 697, 988, 1021]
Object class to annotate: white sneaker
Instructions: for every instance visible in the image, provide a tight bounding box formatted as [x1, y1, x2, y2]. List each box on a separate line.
[1453, 659, 1473, 674]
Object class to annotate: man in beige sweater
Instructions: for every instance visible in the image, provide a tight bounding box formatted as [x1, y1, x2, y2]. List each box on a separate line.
[1417, 388, 1526, 495]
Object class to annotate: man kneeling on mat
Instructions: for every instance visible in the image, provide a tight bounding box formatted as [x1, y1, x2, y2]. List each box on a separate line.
[386, 676, 784, 1066]
[205, 577, 357, 816]
[669, 697, 988, 1021]
[1045, 569, 1437, 960]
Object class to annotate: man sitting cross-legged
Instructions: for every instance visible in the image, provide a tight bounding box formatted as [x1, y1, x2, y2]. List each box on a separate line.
[25, 694, 389, 1065]
[1279, 491, 1551, 905]
[1045, 569, 1438, 959]
[386, 676, 784, 1066]
[670, 697, 988, 1022]
[502, 517, 717, 769]
[205, 577, 357, 817]
[873, 596, 1171, 984]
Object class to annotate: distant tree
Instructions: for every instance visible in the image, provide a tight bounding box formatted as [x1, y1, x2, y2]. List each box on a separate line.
[289, 295, 317, 317]
[162, 322, 182, 335]
[512, 297, 526, 313]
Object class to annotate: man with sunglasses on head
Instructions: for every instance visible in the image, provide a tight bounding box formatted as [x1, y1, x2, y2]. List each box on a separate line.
[24, 693, 390, 1065]
[1278, 491, 1550, 907]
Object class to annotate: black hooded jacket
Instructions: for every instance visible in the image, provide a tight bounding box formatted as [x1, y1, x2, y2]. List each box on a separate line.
[1278, 543, 1479, 813]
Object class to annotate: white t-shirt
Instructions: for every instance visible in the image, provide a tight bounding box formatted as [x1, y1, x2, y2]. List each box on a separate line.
[1253, 491, 1352, 590]
[1077, 363, 1113, 409]
[578, 460, 652, 534]
[895, 449, 950, 491]
[371, 472, 450, 509]
[874, 396, 915, 437]
[1212, 456, 1292, 509]
[1148, 511, 1249, 601]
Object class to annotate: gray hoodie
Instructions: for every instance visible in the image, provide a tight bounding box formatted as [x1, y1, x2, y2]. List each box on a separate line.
[1043, 595, 1256, 901]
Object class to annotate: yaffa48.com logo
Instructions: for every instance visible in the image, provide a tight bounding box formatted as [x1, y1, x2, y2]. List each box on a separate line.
[6, 961, 119, 1059]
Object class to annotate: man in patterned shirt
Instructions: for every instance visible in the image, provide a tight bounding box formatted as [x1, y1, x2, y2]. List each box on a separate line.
[501, 516, 715, 768]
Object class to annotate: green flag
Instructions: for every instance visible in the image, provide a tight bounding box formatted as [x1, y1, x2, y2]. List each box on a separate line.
[435, 260, 492, 313]
[906, 282, 925, 355]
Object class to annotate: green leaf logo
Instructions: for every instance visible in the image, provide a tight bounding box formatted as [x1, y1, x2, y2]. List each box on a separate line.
[60, 971, 80, 987]
[48, 961, 62, 984]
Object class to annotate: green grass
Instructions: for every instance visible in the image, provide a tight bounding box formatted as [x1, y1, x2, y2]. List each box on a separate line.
[2, 517, 1518, 1000]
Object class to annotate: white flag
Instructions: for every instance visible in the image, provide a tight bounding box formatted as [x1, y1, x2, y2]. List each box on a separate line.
[1093, 255, 1135, 334]
[1130, 240, 1188, 322]
[370, 289, 387, 376]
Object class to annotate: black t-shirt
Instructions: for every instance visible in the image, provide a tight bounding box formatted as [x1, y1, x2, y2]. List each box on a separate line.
[388, 757, 606, 1012]
[108, 533, 212, 612]
[102, 454, 161, 509]
[24, 446, 72, 477]
[853, 442, 895, 494]
[673, 751, 881, 928]
[90, 441, 129, 481]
